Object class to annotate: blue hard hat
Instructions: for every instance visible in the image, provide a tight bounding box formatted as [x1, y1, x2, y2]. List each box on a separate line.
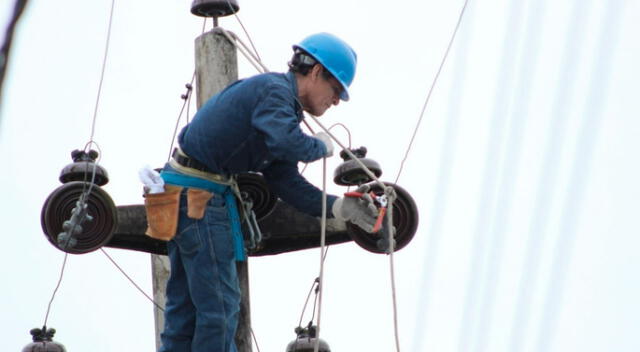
[294, 33, 357, 101]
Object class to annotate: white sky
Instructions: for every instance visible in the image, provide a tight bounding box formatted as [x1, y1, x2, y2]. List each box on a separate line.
[1, 0, 639, 351]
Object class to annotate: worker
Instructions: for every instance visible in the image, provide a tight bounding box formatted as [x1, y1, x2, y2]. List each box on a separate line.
[152, 32, 378, 352]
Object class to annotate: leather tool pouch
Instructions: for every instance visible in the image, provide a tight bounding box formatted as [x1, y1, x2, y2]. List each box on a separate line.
[186, 188, 214, 219]
[144, 185, 183, 241]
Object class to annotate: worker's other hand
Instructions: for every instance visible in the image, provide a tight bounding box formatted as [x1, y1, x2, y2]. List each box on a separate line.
[332, 184, 379, 232]
[314, 132, 334, 157]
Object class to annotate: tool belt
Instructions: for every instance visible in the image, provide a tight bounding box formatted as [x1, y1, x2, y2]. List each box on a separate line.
[144, 148, 263, 260]
[169, 147, 232, 185]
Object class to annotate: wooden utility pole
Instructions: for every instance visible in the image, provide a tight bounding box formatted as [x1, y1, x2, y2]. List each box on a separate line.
[151, 27, 252, 351]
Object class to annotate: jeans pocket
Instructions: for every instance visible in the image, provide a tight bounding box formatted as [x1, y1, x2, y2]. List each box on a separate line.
[174, 218, 202, 255]
[202, 200, 235, 262]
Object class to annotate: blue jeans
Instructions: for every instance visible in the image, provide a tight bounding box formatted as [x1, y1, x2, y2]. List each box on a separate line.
[160, 191, 240, 352]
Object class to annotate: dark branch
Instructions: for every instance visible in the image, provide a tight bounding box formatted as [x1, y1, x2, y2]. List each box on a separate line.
[0, 0, 29, 106]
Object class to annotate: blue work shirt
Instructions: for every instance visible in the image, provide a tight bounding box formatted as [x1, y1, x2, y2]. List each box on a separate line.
[178, 72, 337, 217]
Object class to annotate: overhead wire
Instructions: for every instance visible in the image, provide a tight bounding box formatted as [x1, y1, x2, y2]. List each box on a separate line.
[101, 248, 164, 312]
[40, 0, 116, 329]
[305, 113, 402, 351]
[42, 254, 69, 328]
[394, 0, 471, 186]
[300, 123, 352, 176]
[87, 0, 116, 147]
[297, 278, 321, 328]
[313, 157, 328, 352]
[225, 0, 262, 63]
[167, 18, 207, 161]
[410, 1, 474, 350]
[250, 327, 262, 352]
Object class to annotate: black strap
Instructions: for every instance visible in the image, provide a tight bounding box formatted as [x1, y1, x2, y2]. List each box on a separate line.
[172, 148, 212, 173]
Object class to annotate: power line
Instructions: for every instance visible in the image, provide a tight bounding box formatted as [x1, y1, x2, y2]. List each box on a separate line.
[394, 0, 471, 185]
[225, 0, 262, 63]
[43, 254, 69, 328]
[87, 0, 116, 146]
[410, 1, 475, 350]
[101, 249, 164, 312]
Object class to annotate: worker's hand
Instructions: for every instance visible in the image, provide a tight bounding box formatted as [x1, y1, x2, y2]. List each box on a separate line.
[332, 184, 379, 232]
[314, 132, 334, 157]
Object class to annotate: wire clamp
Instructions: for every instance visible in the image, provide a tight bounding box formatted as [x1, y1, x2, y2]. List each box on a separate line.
[57, 194, 93, 250]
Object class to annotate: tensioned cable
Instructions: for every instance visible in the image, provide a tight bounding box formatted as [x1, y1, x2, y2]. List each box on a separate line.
[300, 123, 352, 176]
[43, 254, 69, 328]
[167, 76, 196, 161]
[218, 27, 328, 149]
[101, 248, 164, 311]
[411, 2, 475, 350]
[305, 113, 402, 351]
[43, 152, 100, 327]
[220, 30, 269, 73]
[167, 18, 207, 162]
[87, 0, 116, 146]
[41, 0, 117, 328]
[298, 278, 321, 328]
[250, 327, 262, 352]
[314, 157, 328, 352]
[394, 0, 471, 185]
[225, 0, 262, 63]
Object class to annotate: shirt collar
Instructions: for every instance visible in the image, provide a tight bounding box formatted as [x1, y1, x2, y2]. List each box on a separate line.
[285, 71, 304, 119]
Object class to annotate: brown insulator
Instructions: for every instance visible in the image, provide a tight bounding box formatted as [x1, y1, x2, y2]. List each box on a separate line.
[286, 326, 331, 352]
[59, 149, 109, 186]
[22, 327, 66, 352]
[333, 146, 382, 186]
[191, 0, 239, 18]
